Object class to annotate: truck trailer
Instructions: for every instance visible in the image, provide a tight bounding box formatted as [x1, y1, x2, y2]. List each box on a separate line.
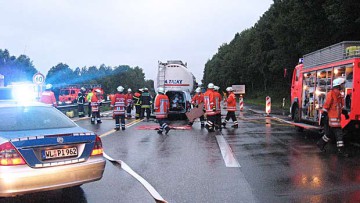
[154, 60, 196, 117]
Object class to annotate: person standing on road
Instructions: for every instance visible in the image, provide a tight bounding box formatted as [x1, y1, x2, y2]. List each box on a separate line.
[86, 88, 93, 117]
[133, 89, 142, 119]
[126, 88, 133, 119]
[189, 87, 205, 127]
[154, 87, 171, 134]
[111, 86, 127, 131]
[222, 87, 238, 128]
[90, 89, 102, 124]
[40, 84, 57, 107]
[214, 86, 222, 130]
[140, 88, 152, 121]
[204, 83, 217, 132]
[77, 91, 85, 118]
[316, 78, 349, 157]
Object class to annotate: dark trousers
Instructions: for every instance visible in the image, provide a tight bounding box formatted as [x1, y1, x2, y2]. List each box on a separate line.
[225, 111, 237, 122]
[115, 114, 126, 130]
[88, 103, 92, 117]
[158, 118, 169, 132]
[141, 107, 151, 119]
[78, 104, 85, 117]
[206, 115, 216, 132]
[135, 105, 141, 119]
[91, 111, 101, 123]
[126, 105, 132, 118]
[215, 113, 222, 129]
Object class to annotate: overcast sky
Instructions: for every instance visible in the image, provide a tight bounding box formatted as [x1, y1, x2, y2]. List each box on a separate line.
[0, 0, 273, 83]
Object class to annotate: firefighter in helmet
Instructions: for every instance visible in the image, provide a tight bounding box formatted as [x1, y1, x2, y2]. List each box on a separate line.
[90, 89, 102, 124]
[204, 83, 216, 132]
[140, 87, 152, 121]
[213, 85, 222, 130]
[189, 87, 205, 127]
[154, 87, 171, 134]
[126, 88, 133, 119]
[40, 84, 57, 107]
[133, 89, 142, 119]
[86, 88, 93, 117]
[316, 77, 349, 157]
[111, 86, 127, 131]
[77, 91, 85, 118]
[222, 87, 238, 128]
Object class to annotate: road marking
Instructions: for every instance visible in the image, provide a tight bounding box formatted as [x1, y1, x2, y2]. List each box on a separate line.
[99, 119, 143, 138]
[103, 152, 167, 203]
[215, 135, 241, 168]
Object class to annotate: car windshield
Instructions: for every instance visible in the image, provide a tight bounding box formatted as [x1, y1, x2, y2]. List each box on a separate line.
[0, 106, 77, 131]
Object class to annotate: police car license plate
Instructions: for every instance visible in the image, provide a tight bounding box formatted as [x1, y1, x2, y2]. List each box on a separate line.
[42, 147, 78, 160]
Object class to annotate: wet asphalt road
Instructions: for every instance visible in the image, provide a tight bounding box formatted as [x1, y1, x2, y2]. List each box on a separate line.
[3, 106, 360, 203]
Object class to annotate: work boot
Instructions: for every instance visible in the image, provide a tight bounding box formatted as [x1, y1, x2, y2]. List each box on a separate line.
[316, 137, 328, 152]
[157, 130, 163, 134]
[201, 124, 205, 128]
[165, 127, 171, 134]
[122, 127, 125, 131]
[232, 124, 238, 128]
[337, 148, 349, 157]
[114, 127, 120, 131]
[97, 120, 102, 124]
[222, 122, 226, 128]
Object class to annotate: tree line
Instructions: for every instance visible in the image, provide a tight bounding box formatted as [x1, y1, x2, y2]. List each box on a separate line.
[0, 49, 154, 97]
[202, 0, 360, 100]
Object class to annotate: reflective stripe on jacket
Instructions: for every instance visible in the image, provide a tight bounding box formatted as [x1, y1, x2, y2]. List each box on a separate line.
[154, 94, 169, 119]
[323, 89, 344, 127]
[227, 92, 236, 112]
[112, 93, 127, 115]
[214, 91, 222, 114]
[204, 89, 216, 116]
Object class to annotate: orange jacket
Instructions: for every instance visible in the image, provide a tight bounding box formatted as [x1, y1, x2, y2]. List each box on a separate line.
[191, 93, 204, 106]
[227, 92, 236, 112]
[40, 90, 57, 107]
[91, 93, 101, 112]
[126, 93, 133, 106]
[214, 91, 222, 114]
[111, 93, 127, 115]
[323, 89, 344, 127]
[204, 89, 216, 116]
[154, 94, 169, 119]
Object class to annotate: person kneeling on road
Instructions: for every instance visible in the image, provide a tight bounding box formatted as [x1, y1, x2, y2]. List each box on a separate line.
[316, 78, 349, 157]
[154, 87, 171, 134]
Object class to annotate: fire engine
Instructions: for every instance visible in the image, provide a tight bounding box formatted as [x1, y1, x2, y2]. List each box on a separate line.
[290, 41, 360, 133]
[58, 84, 103, 105]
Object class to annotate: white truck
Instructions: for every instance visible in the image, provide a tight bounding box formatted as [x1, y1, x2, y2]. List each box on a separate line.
[154, 60, 196, 118]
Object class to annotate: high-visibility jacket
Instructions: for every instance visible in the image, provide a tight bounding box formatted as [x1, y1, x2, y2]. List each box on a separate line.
[77, 94, 85, 105]
[133, 92, 141, 106]
[204, 89, 216, 116]
[323, 89, 344, 127]
[126, 93, 133, 107]
[40, 90, 57, 107]
[91, 94, 101, 112]
[111, 93, 127, 115]
[154, 94, 169, 119]
[191, 93, 204, 106]
[227, 92, 236, 112]
[140, 91, 152, 108]
[86, 92, 93, 103]
[214, 91, 222, 114]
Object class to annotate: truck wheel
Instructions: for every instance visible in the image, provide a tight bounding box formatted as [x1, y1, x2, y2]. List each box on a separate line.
[293, 106, 303, 132]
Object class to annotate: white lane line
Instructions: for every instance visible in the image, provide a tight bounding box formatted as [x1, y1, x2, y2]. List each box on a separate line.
[215, 135, 241, 168]
[103, 152, 167, 203]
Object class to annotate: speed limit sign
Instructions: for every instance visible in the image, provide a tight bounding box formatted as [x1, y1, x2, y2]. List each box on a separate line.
[33, 73, 45, 85]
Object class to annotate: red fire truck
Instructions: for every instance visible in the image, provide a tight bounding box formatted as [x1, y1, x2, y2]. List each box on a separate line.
[290, 41, 360, 133]
[58, 84, 103, 105]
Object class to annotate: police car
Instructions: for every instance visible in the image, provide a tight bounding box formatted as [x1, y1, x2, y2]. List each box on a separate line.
[0, 86, 105, 197]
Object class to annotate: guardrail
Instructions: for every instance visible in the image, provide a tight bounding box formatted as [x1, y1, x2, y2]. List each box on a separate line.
[57, 101, 111, 117]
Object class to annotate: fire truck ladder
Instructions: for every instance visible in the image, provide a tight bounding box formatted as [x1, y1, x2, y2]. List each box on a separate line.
[157, 62, 166, 89]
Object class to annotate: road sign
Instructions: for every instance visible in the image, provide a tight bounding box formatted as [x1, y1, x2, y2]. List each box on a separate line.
[33, 73, 45, 85]
[232, 85, 245, 94]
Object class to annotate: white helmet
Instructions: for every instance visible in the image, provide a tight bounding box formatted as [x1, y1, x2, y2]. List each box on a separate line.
[128, 88, 132, 92]
[81, 87, 86, 92]
[117, 86, 124, 92]
[45, 84, 52, 90]
[332, 78, 346, 87]
[139, 88, 143, 92]
[214, 86, 219, 91]
[157, 87, 165, 94]
[226, 87, 233, 92]
[143, 88, 148, 91]
[195, 87, 201, 93]
[207, 83, 214, 89]
[95, 89, 102, 93]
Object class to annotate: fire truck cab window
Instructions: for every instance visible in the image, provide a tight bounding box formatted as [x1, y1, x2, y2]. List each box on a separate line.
[302, 71, 317, 121]
[344, 65, 353, 110]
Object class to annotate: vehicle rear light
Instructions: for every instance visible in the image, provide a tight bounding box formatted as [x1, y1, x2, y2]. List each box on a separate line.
[91, 136, 103, 156]
[0, 142, 26, 166]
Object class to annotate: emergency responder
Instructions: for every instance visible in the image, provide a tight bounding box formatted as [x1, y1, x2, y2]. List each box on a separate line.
[133, 89, 142, 119]
[140, 88, 152, 121]
[213, 85, 222, 130]
[126, 88, 133, 119]
[204, 83, 217, 132]
[189, 87, 205, 127]
[222, 87, 238, 128]
[111, 86, 127, 131]
[77, 91, 85, 118]
[154, 87, 171, 134]
[40, 84, 57, 107]
[90, 89, 102, 124]
[316, 78, 349, 157]
[86, 88, 93, 117]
